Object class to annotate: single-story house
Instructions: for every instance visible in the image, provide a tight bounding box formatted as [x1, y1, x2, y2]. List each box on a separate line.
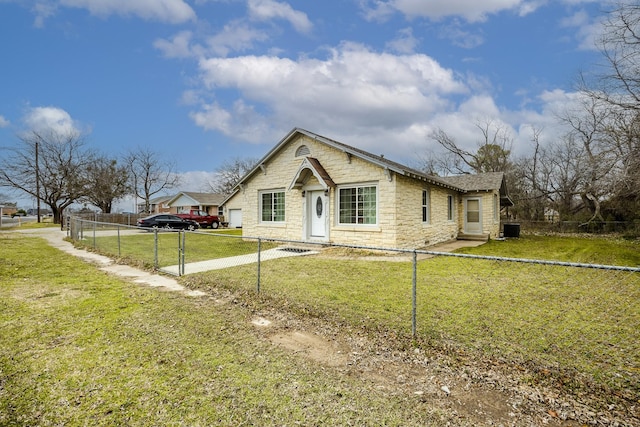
[222, 128, 513, 249]
[168, 191, 226, 217]
[138, 195, 173, 214]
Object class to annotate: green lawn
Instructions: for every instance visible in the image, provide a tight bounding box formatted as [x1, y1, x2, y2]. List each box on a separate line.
[78, 228, 277, 268]
[454, 234, 640, 266]
[7, 233, 640, 425]
[0, 233, 446, 426]
[181, 234, 640, 401]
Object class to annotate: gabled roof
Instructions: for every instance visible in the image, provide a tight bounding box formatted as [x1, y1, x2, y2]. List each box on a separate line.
[230, 128, 465, 194]
[222, 128, 513, 207]
[288, 157, 336, 191]
[148, 195, 173, 205]
[168, 191, 226, 206]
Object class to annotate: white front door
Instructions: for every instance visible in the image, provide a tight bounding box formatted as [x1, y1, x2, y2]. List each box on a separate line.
[464, 198, 482, 234]
[309, 190, 327, 239]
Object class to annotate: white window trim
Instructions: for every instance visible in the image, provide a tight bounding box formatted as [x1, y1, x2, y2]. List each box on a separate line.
[336, 182, 379, 226]
[259, 189, 286, 224]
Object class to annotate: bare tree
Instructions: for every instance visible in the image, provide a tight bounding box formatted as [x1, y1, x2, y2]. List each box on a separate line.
[582, 2, 640, 111]
[0, 130, 94, 224]
[207, 156, 258, 195]
[604, 108, 640, 218]
[428, 120, 513, 175]
[124, 147, 180, 213]
[510, 127, 552, 221]
[559, 97, 620, 224]
[83, 156, 130, 213]
[544, 134, 587, 220]
[573, 2, 640, 223]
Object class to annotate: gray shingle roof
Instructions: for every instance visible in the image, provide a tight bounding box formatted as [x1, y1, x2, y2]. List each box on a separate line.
[225, 128, 510, 203]
[438, 172, 505, 192]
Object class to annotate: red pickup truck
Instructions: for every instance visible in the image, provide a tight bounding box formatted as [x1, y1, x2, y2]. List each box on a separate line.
[175, 209, 221, 229]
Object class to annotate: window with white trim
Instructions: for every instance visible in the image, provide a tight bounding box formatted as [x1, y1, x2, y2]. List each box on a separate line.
[338, 184, 377, 225]
[260, 190, 285, 222]
[447, 194, 455, 221]
[422, 189, 430, 223]
[494, 194, 498, 221]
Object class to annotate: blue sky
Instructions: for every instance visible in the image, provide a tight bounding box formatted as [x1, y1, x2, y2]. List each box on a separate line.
[0, 0, 613, 203]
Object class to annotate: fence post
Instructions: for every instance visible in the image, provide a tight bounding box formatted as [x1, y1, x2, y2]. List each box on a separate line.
[181, 231, 186, 276]
[154, 228, 159, 270]
[177, 231, 181, 276]
[117, 224, 121, 257]
[412, 250, 417, 339]
[256, 238, 261, 293]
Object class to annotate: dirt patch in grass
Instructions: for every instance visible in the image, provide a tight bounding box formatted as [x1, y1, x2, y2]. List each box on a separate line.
[247, 305, 613, 427]
[270, 330, 350, 367]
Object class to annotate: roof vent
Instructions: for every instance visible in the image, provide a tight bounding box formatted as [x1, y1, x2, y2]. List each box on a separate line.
[295, 145, 310, 157]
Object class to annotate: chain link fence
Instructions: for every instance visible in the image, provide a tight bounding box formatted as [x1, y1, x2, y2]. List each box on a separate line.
[516, 219, 640, 235]
[66, 215, 640, 405]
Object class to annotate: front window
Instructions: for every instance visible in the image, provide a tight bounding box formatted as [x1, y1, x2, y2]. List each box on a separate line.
[447, 194, 455, 221]
[260, 190, 285, 222]
[339, 185, 377, 225]
[422, 190, 430, 223]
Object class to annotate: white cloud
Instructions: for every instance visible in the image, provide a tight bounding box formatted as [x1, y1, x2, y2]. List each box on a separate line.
[198, 42, 466, 94]
[205, 21, 270, 57]
[0, 115, 9, 128]
[23, 106, 80, 135]
[190, 103, 232, 134]
[176, 170, 220, 192]
[248, 0, 313, 33]
[190, 99, 274, 143]
[437, 20, 484, 48]
[363, 0, 541, 23]
[559, 9, 603, 51]
[154, 31, 195, 58]
[386, 27, 420, 54]
[32, 1, 57, 28]
[189, 42, 471, 153]
[186, 42, 585, 163]
[155, 22, 271, 59]
[59, 0, 196, 24]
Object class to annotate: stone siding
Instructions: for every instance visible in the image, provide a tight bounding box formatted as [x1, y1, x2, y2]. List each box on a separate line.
[224, 132, 501, 249]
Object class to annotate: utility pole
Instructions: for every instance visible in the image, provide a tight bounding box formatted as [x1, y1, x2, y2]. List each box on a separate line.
[35, 140, 41, 223]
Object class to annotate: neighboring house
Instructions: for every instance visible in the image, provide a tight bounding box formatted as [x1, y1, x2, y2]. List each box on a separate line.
[1, 204, 17, 217]
[222, 128, 513, 249]
[168, 192, 226, 217]
[137, 195, 172, 214]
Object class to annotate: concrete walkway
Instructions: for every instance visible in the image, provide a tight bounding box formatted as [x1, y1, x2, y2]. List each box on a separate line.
[12, 227, 206, 296]
[9, 227, 486, 295]
[162, 247, 319, 275]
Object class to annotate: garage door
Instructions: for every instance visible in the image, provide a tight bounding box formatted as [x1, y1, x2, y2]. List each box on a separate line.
[228, 209, 242, 228]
